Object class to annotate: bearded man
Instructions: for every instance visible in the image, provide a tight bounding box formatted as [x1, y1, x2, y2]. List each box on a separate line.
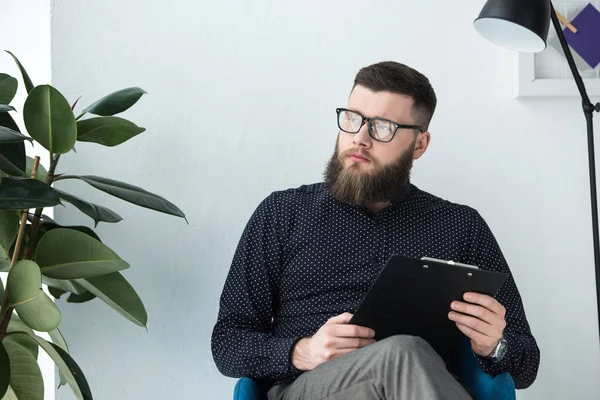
[211, 61, 540, 400]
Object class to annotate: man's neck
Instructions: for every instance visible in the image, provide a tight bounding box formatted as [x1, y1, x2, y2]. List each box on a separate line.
[365, 201, 391, 213]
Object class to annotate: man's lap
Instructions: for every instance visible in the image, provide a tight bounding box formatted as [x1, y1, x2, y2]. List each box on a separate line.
[267, 335, 472, 400]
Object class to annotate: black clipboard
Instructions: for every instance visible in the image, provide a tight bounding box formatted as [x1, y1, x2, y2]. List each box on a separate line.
[349, 255, 508, 358]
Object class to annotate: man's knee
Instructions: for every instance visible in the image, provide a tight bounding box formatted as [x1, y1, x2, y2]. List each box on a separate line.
[373, 335, 434, 356]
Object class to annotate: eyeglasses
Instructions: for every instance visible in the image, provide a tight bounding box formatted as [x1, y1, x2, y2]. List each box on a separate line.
[336, 108, 424, 143]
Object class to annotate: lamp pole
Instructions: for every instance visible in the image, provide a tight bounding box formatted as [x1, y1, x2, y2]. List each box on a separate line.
[474, 0, 600, 340]
[548, 3, 600, 340]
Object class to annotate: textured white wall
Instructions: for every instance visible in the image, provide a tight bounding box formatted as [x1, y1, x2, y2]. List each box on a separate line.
[49, 0, 600, 399]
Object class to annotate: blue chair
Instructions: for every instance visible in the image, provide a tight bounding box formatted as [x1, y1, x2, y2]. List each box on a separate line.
[232, 338, 515, 400]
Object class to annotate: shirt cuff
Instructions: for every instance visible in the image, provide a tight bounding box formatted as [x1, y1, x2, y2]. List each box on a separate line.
[267, 336, 305, 379]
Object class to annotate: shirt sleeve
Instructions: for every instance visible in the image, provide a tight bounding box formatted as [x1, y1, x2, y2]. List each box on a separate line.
[211, 193, 303, 382]
[462, 209, 540, 389]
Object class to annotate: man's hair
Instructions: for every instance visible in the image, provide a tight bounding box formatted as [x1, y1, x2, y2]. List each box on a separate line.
[353, 61, 437, 131]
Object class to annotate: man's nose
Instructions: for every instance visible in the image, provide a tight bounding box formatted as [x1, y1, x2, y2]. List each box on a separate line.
[353, 122, 372, 148]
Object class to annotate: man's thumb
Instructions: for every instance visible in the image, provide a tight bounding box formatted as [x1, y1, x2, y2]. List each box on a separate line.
[326, 312, 353, 325]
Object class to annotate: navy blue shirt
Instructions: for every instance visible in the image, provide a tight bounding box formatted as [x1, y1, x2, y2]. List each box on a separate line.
[211, 183, 540, 389]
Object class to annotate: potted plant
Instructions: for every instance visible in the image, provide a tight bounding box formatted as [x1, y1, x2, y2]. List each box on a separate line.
[0, 51, 186, 399]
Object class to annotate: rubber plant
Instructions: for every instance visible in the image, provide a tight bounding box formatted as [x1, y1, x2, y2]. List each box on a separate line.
[0, 51, 186, 399]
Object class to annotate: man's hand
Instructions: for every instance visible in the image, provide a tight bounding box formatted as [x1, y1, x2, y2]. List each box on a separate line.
[448, 292, 506, 357]
[291, 312, 376, 371]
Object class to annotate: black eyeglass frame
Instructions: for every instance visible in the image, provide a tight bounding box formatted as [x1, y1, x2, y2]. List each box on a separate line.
[336, 108, 424, 143]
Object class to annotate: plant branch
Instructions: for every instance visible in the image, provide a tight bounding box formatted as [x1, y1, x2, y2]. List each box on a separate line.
[23, 153, 61, 259]
[0, 156, 41, 337]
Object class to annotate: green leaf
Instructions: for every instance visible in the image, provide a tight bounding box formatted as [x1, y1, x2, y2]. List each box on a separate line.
[0, 105, 15, 112]
[3, 385, 16, 400]
[0, 112, 19, 131]
[56, 189, 122, 227]
[48, 286, 66, 299]
[0, 211, 19, 250]
[13, 294, 61, 332]
[40, 222, 101, 242]
[67, 291, 96, 304]
[0, 152, 25, 177]
[42, 276, 88, 295]
[77, 116, 145, 147]
[6, 332, 92, 400]
[7, 260, 61, 332]
[0, 126, 31, 144]
[25, 157, 47, 182]
[49, 342, 92, 399]
[0, 244, 9, 272]
[36, 228, 129, 279]
[23, 85, 77, 154]
[81, 87, 146, 117]
[0, 115, 29, 180]
[2, 336, 43, 400]
[48, 328, 69, 387]
[7, 314, 38, 360]
[0, 74, 18, 105]
[0, 178, 60, 211]
[0, 113, 26, 176]
[6, 260, 39, 303]
[0, 142, 26, 177]
[48, 328, 69, 353]
[56, 175, 186, 219]
[4, 52, 34, 94]
[77, 272, 147, 327]
[0, 343, 9, 398]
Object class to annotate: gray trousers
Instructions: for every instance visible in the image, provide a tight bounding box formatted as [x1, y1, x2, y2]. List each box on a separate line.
[267, 335, 472, 400]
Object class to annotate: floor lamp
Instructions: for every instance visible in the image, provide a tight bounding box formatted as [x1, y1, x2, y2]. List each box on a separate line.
[473, 0, 600, 339]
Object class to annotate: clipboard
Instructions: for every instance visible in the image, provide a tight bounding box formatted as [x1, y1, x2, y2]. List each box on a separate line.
[349, 255, 508, 358]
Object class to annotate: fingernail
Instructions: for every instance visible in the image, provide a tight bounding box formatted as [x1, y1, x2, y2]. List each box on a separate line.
[448, 312, 455, 320]
[465, 293, 472, 301]
[451, 302, 458, 309]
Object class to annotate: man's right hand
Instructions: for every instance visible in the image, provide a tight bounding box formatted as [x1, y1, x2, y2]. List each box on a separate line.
[291, 312, 376, 371]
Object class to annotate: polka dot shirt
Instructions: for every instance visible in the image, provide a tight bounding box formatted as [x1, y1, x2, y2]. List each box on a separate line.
[211, 183, 540, 389]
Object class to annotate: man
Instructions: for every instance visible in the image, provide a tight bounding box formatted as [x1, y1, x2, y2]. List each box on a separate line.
[212, 61, 540, 399]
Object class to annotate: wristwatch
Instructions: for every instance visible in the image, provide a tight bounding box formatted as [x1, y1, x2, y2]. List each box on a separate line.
[486, 336, 508, 363]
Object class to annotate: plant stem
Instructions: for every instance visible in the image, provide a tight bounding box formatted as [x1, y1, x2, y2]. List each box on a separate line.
[0, 157, 41, 337]
[23, 153, 61, 260]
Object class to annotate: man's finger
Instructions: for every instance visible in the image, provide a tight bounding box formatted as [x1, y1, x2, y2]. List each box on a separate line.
[456, 323, 499, 357]
[333, 337, 376, 349]
[463, 292, 505, 315]
[456, 323, 489, 347]
[326, 312, 353, 325]
[331, 323, 376, 339]
[449, 311, 495, 337]
[451, 301, 497, 324]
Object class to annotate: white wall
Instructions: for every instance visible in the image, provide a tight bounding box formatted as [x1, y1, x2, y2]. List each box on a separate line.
[49, 0, 600, 399]
[1, 1, 55, 399]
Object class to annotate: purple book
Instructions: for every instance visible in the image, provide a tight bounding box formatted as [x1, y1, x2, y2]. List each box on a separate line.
[563, 3, 600, 69]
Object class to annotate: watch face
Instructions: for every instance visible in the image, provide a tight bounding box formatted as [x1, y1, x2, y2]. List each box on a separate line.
[496, 338, 508, 361]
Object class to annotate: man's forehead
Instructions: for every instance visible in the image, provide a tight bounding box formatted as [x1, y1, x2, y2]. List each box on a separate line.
[347, 86, 414, 122]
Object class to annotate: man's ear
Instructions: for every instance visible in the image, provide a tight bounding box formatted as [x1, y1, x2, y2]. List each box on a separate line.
[413, 131, 431, 159]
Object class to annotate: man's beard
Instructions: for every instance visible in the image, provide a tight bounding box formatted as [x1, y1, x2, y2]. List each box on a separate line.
[324, 139, 415, 207]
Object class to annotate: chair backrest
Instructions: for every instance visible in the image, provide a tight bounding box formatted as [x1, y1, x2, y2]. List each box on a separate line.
[446, 338, 516, 400]
[233, 377, 266, 400]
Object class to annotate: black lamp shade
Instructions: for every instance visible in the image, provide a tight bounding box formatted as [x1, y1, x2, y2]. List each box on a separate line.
[474, 0, 551, 52]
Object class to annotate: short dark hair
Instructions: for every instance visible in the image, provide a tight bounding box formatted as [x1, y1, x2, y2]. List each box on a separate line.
[353, 61, 437, 131]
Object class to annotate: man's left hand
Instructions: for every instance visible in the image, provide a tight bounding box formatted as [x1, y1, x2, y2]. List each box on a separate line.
[448, 292, 506, 357]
